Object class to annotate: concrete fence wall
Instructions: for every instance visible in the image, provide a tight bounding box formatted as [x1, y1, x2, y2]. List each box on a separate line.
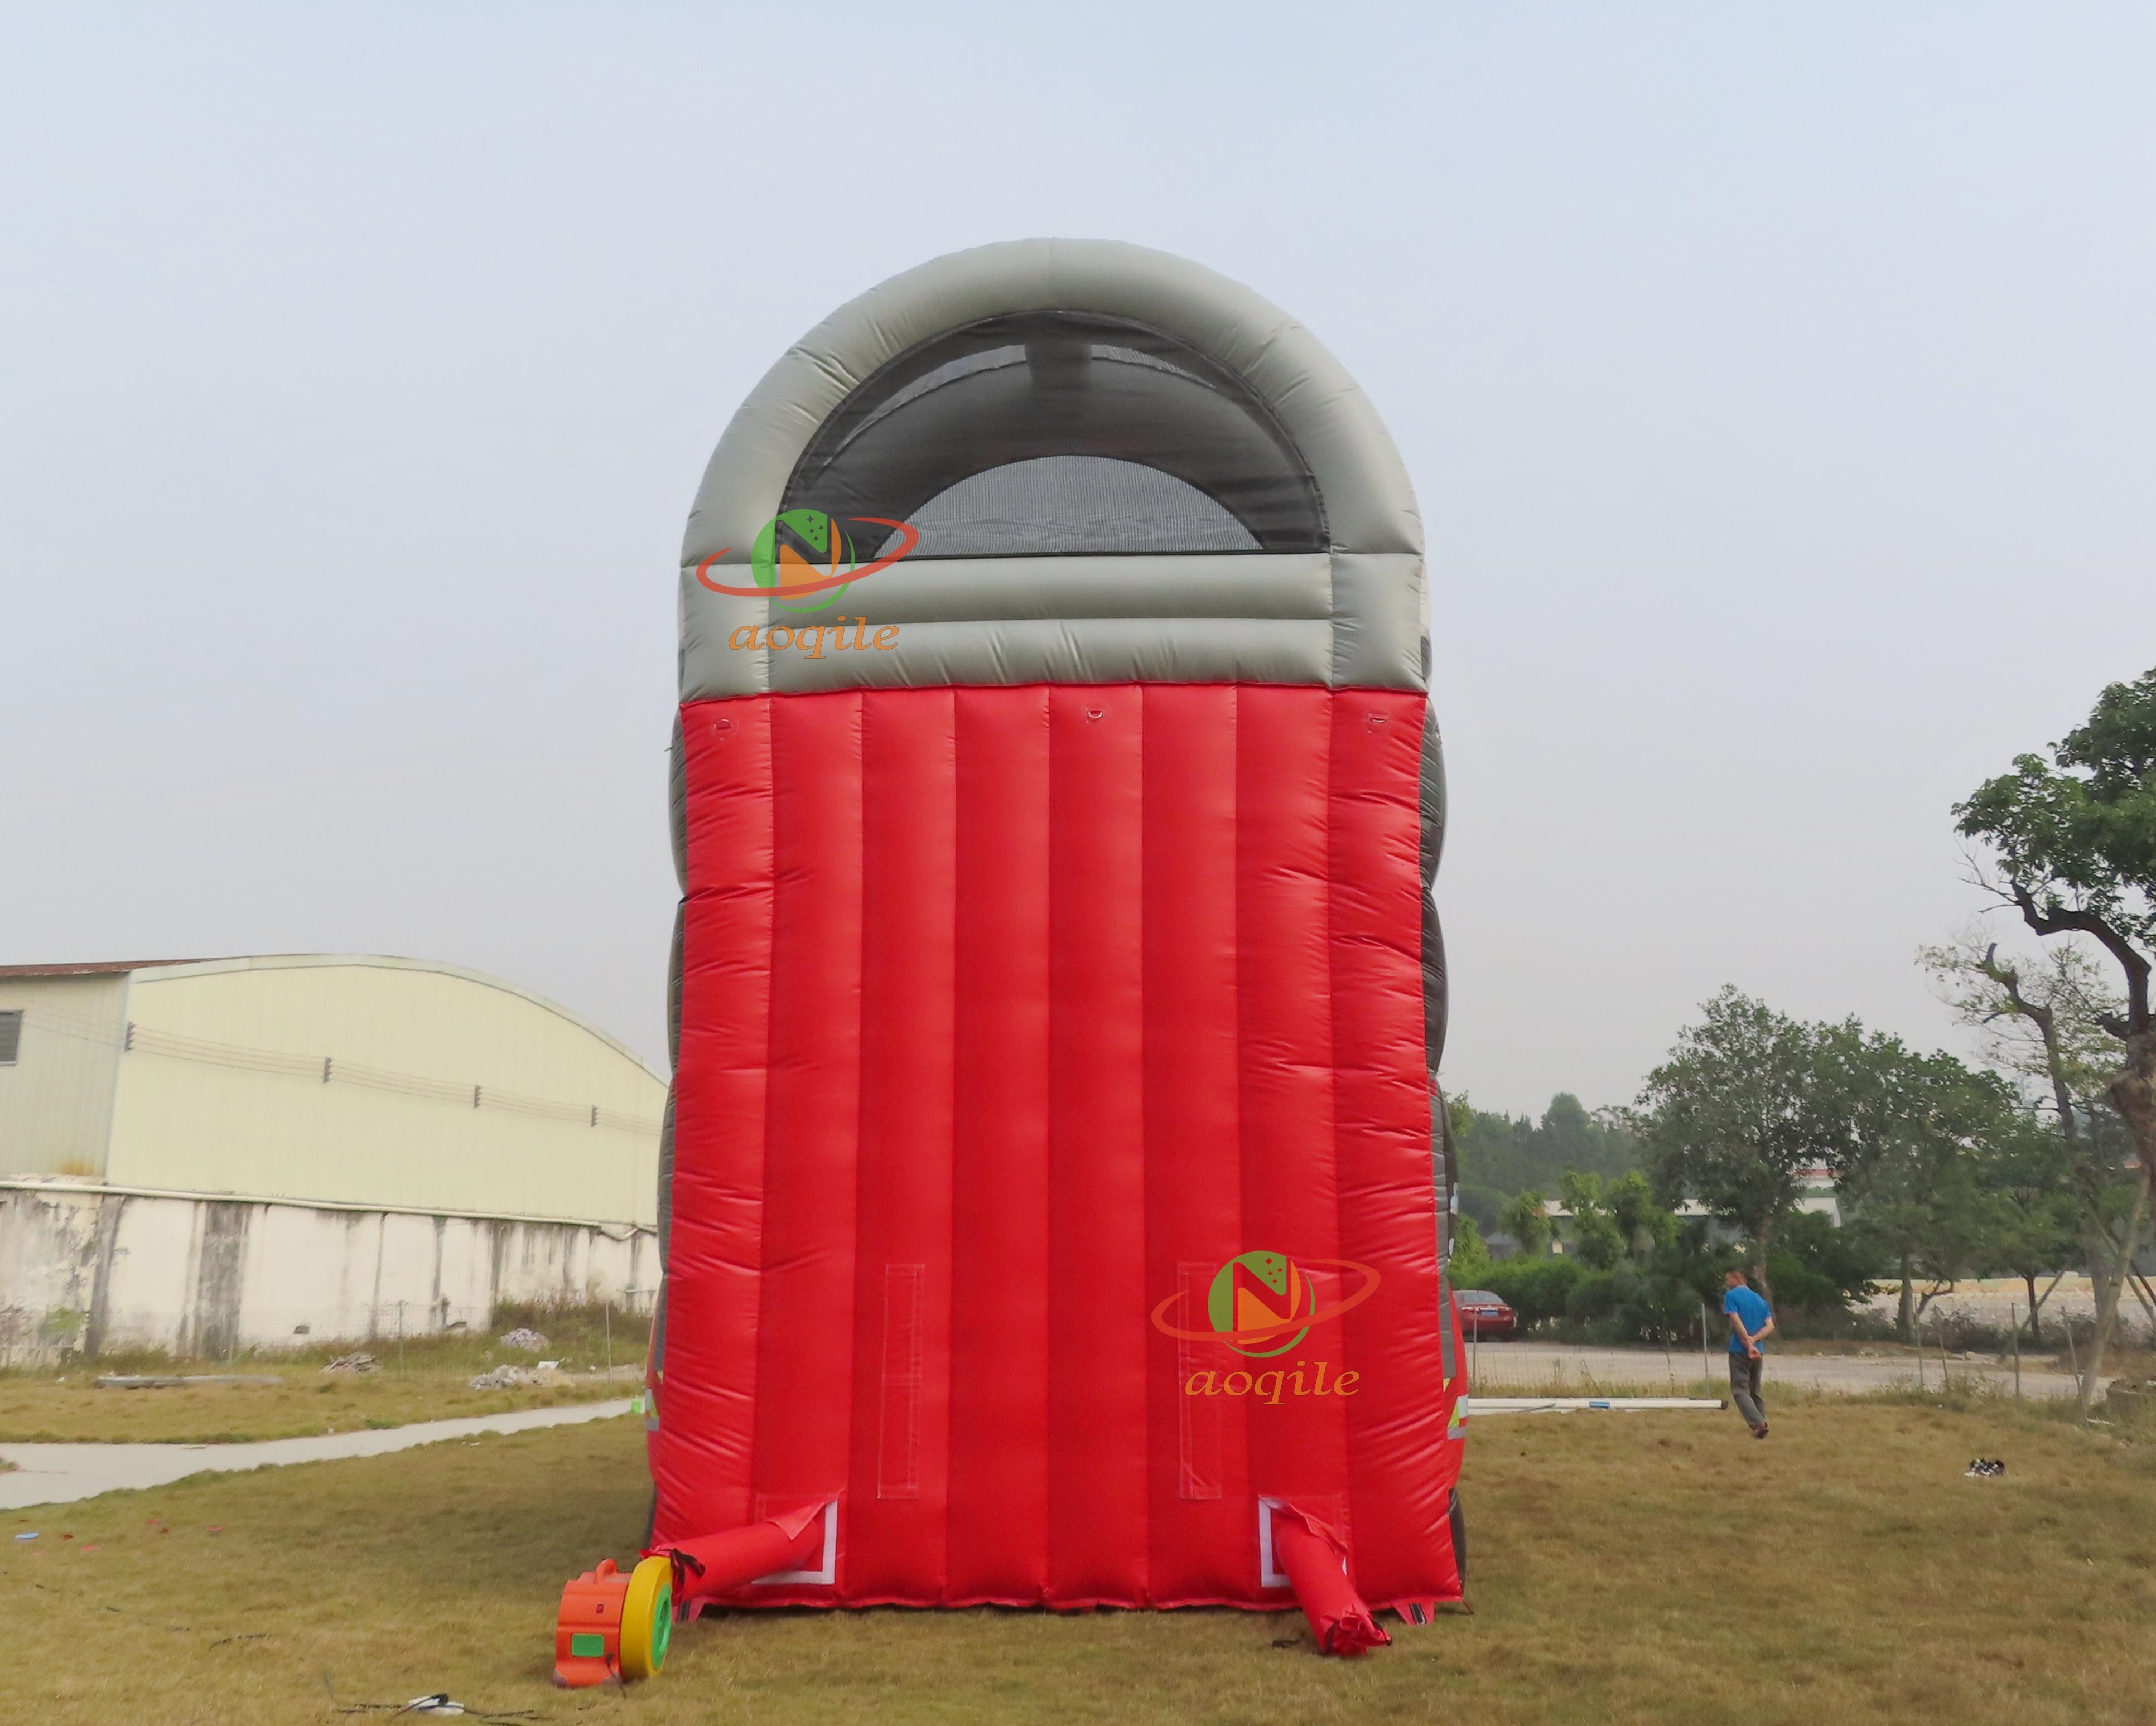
[0, 1178, 655, 1365]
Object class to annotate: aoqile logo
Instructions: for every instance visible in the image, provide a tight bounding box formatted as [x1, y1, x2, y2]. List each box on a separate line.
[695, 509, 919, 613]
[1151, 1250, 1380, 1358]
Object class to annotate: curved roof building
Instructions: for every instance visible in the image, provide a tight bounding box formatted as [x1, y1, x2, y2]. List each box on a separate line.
[0, 954, 663, 1225]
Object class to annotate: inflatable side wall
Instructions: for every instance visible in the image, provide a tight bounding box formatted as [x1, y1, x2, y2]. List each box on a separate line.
[645, 240, 1463, 1641]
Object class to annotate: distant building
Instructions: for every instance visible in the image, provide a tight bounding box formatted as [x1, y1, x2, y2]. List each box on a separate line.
[0, 955, 663, 1361]
[1527, 1169, 1840, 1257]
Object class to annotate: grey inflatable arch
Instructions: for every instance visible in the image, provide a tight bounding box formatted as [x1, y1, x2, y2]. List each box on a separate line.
[654, 239, 1453, 1410]
[678, 239, 1428, 699]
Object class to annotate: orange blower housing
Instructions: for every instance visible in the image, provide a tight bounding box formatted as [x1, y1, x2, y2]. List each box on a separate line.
[553, 1555, 672, 1687]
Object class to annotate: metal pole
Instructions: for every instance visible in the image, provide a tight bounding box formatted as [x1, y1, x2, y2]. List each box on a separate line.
[397, 1300, 406, 1374]
[605, 1302, 613, 1376]
[1700, 1301, 1711, 1395]
[1917, 1318, 1925, 1393]
[2011, 1302, 2020, 1403]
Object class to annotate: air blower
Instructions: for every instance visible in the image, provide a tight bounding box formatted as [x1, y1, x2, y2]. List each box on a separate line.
[552, 1555, 671, 1687]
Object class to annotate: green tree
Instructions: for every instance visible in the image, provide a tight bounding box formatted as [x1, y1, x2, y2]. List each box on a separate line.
[1767, 1209, 1879, 1313]
[1559, 1169, 1677, 1270]
[1835, 1043, 2021, 1340]
[1922, 934, 2119, 1341]
[1498, 1189, 1553, 1256]
[1448, 1214, 1494, 1286]
[1451, 1092, 1636, 1232]
[1634, 989, 1872, 1297]
[1956, 665, 2156, 1413]
[1979, 1118, 2083, 1345]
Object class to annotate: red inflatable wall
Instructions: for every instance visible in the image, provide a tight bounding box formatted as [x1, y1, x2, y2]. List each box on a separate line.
[653, 681, 1465, 1615]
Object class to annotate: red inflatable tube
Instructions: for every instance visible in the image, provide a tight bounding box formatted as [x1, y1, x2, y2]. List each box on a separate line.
[654, 1503, 828, 1611]
[1271, 1505, 1392, 1656]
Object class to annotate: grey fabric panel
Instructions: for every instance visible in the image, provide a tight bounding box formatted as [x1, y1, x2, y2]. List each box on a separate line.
[685, 613, 1336, 700]
[1330, 553, 1426, 692]
[771, 617, 1332, 695]
[656, 1085, 675, 1273]
[666, 901, 683, 1072]
[648, 1279, 667, 1416]
[682, 553, 1338, 698]
[654, 822, 684, 1384]
[679, 552, 1429, 697]
[681, 243, 1420, 661]
[828, 552, 1332, 624]
[1434, 1084, 1459, 1273]
[1420, 703, 1448, 872]
[1434, 1085, 1456, 1379]
[1424, 907, 1450, 1077]
[1419, 703, 1449, 1070]
[668, 714, 687, 894]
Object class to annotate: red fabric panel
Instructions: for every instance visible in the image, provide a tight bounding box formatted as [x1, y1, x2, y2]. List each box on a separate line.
[944, 687, 1053, 1602]
[1328, 691, 1453, 1604]
[1141, 686, 1250, 1603]
[747, 695, 864, 1533]
[656, 701, 775, 1543]
[844, 689, 958, 1599]
[1046, 686, 1150, 1604]
[662, 685, 1461, 1610]
[1235, 688, 1352, 1526]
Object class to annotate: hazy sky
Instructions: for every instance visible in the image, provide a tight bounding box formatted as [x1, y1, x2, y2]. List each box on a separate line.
[4, 5, 2151, 1115]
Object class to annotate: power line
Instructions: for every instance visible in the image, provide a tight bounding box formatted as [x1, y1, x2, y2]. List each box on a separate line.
[115, 1021, 658, 1135]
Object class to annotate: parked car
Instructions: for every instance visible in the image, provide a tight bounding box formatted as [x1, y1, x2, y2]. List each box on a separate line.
[1453, 1289, 1516, 1340]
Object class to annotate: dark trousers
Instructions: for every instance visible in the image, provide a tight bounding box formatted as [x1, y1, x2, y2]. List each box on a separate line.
[1728, 1351, 1766, 1430]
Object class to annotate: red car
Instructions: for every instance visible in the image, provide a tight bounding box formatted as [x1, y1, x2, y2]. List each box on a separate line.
[1453, 1289, 1517, 1340]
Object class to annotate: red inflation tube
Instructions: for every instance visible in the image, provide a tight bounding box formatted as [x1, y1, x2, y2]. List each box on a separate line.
[654, 1502, 828, 1612]
[1270, 1505, 1392, 1657]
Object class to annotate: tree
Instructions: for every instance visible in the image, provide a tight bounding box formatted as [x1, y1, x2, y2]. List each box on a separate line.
[1448, 1214, 1494, 1285]
[1956, 665, 2156, 1414]
[1497, 1189, 1552, 1257]
[1451, 1091, 1637, 1232]
[1634, 989, 1872, 1297]
[1834, 1042, 2022, 1341]
[1922, 936, 2121, 1341]
[1975, 1116, 2083, 1345]
[1559, 1169, 1677, 1270]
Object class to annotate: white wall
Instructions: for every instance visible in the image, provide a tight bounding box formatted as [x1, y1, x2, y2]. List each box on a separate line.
[0, 974, 127, 1178]
[0, 1179, 653, 1365]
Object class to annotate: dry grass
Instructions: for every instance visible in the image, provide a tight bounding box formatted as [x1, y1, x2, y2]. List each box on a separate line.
[4, 1398, 2155, 1726]
[0, 1367, 631, 1443]
[0, 1304, 649, 1443]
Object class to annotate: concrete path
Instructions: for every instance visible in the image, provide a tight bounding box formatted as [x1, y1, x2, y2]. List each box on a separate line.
[1466, 1341, 2088, 1400]
[0, 1399, 634, 1511]
[1469, 1396, 1725, 1415]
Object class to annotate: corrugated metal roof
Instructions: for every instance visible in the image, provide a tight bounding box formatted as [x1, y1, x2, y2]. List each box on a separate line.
[0, 959, 220, 978]
[0, 956, 664, 1082]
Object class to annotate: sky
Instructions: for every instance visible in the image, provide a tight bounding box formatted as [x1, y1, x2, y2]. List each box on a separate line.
[3, 4, 2151, 1115]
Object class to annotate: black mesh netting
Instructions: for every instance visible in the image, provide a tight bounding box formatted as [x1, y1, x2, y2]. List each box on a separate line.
[906, 455, 1258, 558]
[782, 311, 1325, 558]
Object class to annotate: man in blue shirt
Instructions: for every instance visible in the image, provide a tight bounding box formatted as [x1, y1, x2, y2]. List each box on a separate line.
[1723, 1268, 1774, 1438]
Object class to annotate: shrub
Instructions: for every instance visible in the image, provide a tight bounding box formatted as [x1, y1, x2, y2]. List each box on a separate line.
[1482, 1255, 1585, 1328]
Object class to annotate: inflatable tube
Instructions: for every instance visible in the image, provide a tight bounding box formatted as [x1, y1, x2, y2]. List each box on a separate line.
[1270, 1504, 1392, 1656]
[658, 1502, 831, 1612]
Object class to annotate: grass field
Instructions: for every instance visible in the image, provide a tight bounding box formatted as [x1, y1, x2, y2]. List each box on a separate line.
[0, 1306, 648, 1443]
[0, 1366, 631, 1444]
[4, 1389, 2154, 1726]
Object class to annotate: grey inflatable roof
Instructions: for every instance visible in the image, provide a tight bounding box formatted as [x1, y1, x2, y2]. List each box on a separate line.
[679, 239, 1426, 698]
